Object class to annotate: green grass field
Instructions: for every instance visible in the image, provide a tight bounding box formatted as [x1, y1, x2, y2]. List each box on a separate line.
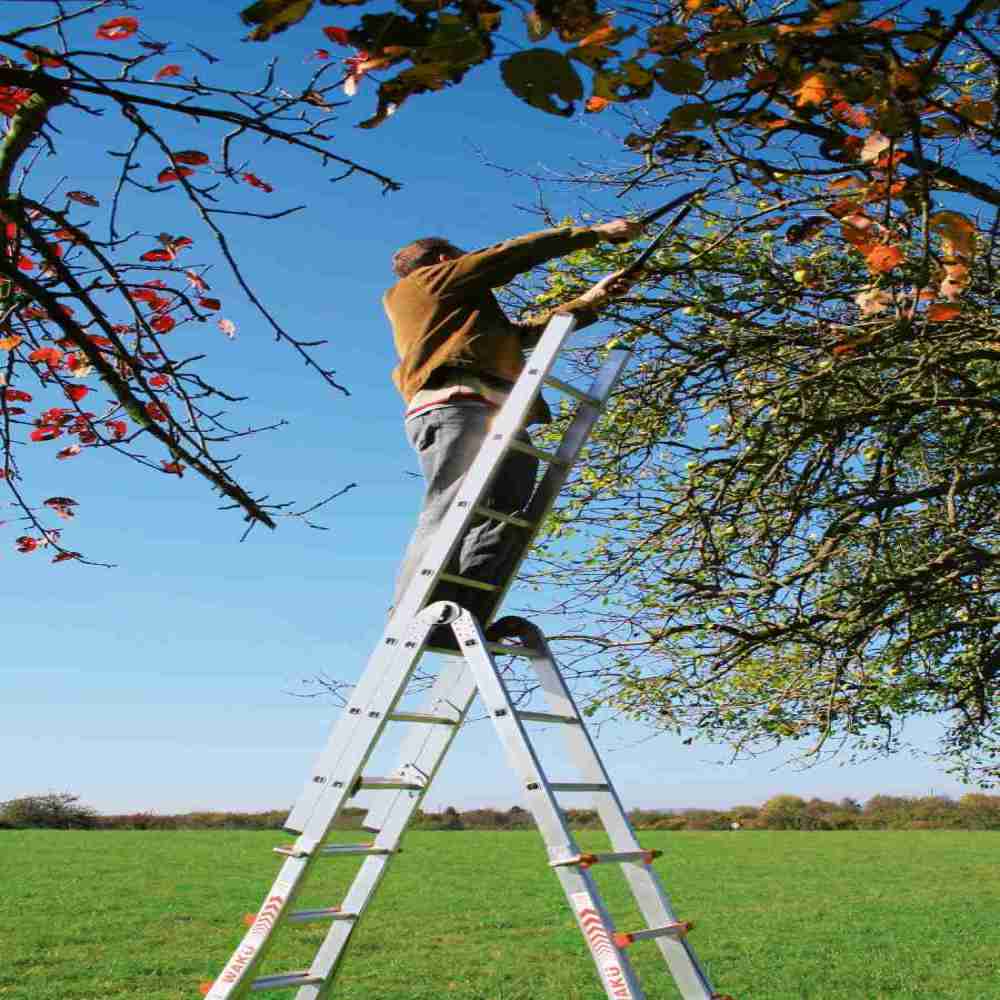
[2, 830, 997, 999]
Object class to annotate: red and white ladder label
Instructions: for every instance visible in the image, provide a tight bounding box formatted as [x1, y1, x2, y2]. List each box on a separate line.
[570, 892, 634, 1000]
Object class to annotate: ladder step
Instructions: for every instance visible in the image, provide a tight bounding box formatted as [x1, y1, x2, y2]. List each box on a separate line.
[516, 710, 580, 725]
[357, 777, 425, 791]
[547, 782, 610, 793]
[543, 374, 602, 406]
[551, 849, 662, 869]
[613, 921, 694, 948]
[288, 907, 358, 925]
[437, 572, 498, 593]
[273, 841, 396, 858]
[507, 438, 567, 465]
[473, 504, 534, 529]
[485, 641, 544, 659]
[388, 711, 459, 726]
[251, 971, 325, 991]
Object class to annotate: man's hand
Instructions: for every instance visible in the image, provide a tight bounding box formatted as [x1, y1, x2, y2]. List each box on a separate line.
[592, 217, 644, 244]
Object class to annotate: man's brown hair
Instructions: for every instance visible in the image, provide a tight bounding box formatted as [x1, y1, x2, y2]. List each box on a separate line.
[391, 237, 462, 278]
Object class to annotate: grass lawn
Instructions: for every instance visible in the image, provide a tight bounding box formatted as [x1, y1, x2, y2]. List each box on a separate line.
[2, 829, 997, 999]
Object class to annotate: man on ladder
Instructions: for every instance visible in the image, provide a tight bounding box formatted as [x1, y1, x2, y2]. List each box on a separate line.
[384, 219, 641, 639]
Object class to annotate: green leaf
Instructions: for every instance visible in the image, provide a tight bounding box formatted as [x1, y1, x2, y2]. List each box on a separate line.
[500, 48, 583, 117]
[241, 0, 314, 40]
[655, 58, 704, 95]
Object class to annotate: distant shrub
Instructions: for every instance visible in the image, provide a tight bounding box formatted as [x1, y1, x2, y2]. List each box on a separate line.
[0, 792, 98, 829]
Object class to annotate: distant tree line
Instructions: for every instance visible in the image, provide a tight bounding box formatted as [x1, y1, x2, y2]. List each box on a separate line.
[3, 791, 1000, 831]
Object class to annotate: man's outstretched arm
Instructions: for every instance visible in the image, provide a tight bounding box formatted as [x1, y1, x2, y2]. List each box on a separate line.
[432, 219, 642, 297]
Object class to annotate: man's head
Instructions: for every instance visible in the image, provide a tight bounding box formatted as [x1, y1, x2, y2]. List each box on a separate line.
[391, 237, 463, 278]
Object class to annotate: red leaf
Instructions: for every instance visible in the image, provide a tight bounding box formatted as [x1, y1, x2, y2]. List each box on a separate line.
[40, 407, 69, 425]
[67, 190, 100, 207]
[26, 48, 64, 68]
[4, 388, 31, 403]
[162, 461, 185, 476]
[173, 150, 210, 166]
[585, 96, 610, 113]
[28, 347, 63, 368]
[16, 536, 39, 553]
[105, 419, 128, 441]
[242, 172, 274, 193]
[154, 64, 183, 81]
[870, 18, 895, 31]
[141, 248, 174, 262]
[865, 244, 905, 273]
[45, 496, 78, 519]
[145, 401, 169, 422]
[198, 297, 221, 311]
[151, 314, 176, 333]
[149, 374, 169, 388]
[308, 49, 332, 61]
[17, 255, 35, 271]
[30, 425, 62, 442]
[96, 16, 139, 41]
[323, 26, 352, 45]
[171, 236, 193, 249]
[158, 167, 195, 184]
[56, 443, 82, 459]
[186, 270, 209, 292]
[52, 551, 82, 563]
[927, 303, 961, 322]
[218, 318, 237, 338]
[64, 385, 90, 402]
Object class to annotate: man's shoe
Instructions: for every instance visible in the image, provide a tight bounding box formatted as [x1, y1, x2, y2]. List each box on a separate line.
[425, 625, 462, 652]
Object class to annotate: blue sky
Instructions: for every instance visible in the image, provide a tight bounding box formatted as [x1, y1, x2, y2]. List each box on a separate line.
[1, 1, 977, 814]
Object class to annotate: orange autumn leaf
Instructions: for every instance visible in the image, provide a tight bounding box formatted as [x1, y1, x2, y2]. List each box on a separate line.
[926, 303, 961, 322]
[793, 71, 833, 107]
[865, 244, 904, 272]
[585, 96, 610, 112]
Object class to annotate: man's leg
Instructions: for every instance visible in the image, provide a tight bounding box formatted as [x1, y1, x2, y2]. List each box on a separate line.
[391, 405, 491, 611]
[391, 407, 539, 620]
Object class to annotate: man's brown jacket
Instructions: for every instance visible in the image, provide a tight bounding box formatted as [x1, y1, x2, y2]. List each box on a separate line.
[384, 226, 603, 422]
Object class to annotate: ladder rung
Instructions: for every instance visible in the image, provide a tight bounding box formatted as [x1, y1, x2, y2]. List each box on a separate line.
[287, 907, 357, 925]
[251, 971, 325, 991]
[543, 374, 602, 406]
[548, 782, 610, 793]
[437, 572, 498, 593]
[357, 777, 425, 791]
[485, 641, 544, 659]
[516, 710, 580, 725]
[272, 841, 395, 858]
[613, 921, 694, 948]
[388, 711, 459, 726]
[507, 438, 567, 465]
[473, 504, 534, 529]
[551, 849, 662, 868]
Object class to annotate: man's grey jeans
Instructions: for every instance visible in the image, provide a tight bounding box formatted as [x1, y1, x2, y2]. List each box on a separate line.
[392, 403, 539, 618]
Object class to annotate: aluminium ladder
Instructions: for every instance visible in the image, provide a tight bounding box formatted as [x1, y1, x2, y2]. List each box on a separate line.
[201, 311, 731, 1000]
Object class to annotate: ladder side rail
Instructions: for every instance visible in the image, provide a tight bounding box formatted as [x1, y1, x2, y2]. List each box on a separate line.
[288, 314, 579, 832]
[452, 610, 648, 1000]
[203, 853, 314, 1000]
[528, 632, 718, 1000]
[388, 312, 580, 628]
[481, 348, 631, 622]
[288, 609, 440, 842]
[296, 651, 481, 1000]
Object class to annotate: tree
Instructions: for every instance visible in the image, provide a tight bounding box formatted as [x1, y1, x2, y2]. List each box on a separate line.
[0, 791, 98, 828]
[243, 3, 999, 786]
[1, 3, 397, 563]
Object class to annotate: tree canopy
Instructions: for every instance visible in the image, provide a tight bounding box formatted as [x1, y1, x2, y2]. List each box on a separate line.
[243, 0, 999, 783]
